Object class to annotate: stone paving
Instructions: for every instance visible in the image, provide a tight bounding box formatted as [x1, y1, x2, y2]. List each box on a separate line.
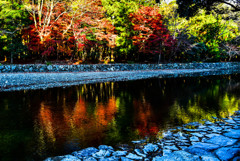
[44, 110, 240, 161]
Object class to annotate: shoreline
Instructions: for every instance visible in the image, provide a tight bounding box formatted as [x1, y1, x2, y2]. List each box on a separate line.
[44, 110, 240, 161]
[0, 62, 240, 92]
[0, 62, 240, 73]
[0, 68, 240, 92]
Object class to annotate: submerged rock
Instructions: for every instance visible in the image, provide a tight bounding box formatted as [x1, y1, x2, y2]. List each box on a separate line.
[205, 135, 238, 146]
[216, 147, 240, 160]
[126, 153, 143, 160]
[223, 129, 240, 139]
[153, 150, 201, 161]
[190, 142, 220, 151]
[143, 143, 159, 154]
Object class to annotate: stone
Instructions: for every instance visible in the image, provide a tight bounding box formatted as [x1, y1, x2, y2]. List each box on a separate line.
[85, 157, 98, 161]
[11, 65, 17, 71]
[208, 126, 222, 132]
[216, 147, 240, 161]
[125, 153, 143, 160]
[98, 145, 114, 151]
[134, 149, 147, 157]
[61, 155, 81, 161]
[201, 156, 220, 161]
[72, 147, 98, 158]
[121, 157, 133, 161]
[152, 150, 201, 161]
[191, 133, 204, 137]
[92, 150, 111, 158]
[190, 136, 199, 142]
[112, 151, 128, 156]
[198, 125, 207, 129]
[45, 155, 82, 161]
[99, 156, 119, 161]
[131, 140, 145, 144]
[164, 145, 179, 151]
[185, 147, 214, 156]
[224, 119, 236, 124]
[205, 134, 221, 138]
[223, 129, 240, 139]
[143, 143, 159, 154]
[162, 149, 172, 156]
[186, 122, 201, 126]
[190, 142, 220, 151]
[47, 65, 53, 71]
[205, 135, 238, 146]
[152, 156, 162, 161]
[205, 121, 214, 125]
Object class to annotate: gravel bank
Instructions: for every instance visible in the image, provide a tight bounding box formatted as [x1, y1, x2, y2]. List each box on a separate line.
[1, 68, 240, 92]
[0, 62, 240, 73]
[0, 66, 240, 92]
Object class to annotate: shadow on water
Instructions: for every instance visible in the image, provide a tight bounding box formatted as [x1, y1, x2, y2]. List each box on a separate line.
[0, 74, 240, 160]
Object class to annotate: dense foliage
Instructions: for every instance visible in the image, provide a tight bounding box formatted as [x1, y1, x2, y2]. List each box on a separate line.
[0, 0, 239, 63]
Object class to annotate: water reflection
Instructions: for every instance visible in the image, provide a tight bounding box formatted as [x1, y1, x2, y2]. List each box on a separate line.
[0, 74, 239, 160]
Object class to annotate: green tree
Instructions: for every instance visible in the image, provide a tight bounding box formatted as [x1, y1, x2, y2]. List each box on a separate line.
[0, 0, 29, 63]
[101, 0, 138, 61]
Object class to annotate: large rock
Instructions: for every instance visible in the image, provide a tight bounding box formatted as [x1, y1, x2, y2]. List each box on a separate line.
[190, 142, 220, 151]
[205, 135, 238, 146]
[185, 147, 214, 156]
[99, 156, 119, 161]
[223, 129, 240, 139]
[152, 150, 201, 161]
[216, 147, 240, 161]
[44, 155, 81, 161]
[98, 145, 114, 151]
[112, 151, 127, 156]
[72, 147, 98, 158]
[125, 153, 143, 160]
[143, 143, 159, 154]
[201, 156, 220, 161]
[92, 149, 111, 158]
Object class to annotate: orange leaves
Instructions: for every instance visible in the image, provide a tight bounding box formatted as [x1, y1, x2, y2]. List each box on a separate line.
[130, 6, 176, 56]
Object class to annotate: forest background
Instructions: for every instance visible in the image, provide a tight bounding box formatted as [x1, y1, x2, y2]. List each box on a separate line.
[0, 0, 239, 64]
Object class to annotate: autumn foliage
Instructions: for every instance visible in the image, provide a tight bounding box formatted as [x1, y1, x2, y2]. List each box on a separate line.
[129, 6, 176, 61]
[20, 1, 177, 63]
[23, 0, 116, 62]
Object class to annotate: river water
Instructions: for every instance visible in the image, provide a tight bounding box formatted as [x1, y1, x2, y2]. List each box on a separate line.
[0, 74, 240, 160]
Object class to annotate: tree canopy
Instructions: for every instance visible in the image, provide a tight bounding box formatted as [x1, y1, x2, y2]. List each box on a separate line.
[177, 0, 240, 17]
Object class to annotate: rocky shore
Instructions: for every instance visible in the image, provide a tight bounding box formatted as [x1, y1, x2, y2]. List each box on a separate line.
[0, 62, 240, 73]
[45, 110, 240, 161]
[1, 62, 240, 92]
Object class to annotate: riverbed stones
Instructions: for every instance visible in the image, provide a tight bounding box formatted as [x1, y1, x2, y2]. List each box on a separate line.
[143, 143, 159, 154]
[189, 142, 220, 151]
[72, 147, 98, 158]
[205, 135, 238, 146]
[223, 129, 240, 139]
[126, 153, 143, 160]
[215, 147, 240, 160]
[44, 110, 240, 161]
[0, 62, 240, 73]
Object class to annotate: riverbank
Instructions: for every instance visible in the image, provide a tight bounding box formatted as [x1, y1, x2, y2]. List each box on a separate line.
[0, 62, 240, 92]
[0, 62, 240, 73]
[44, 110, 240, 161]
